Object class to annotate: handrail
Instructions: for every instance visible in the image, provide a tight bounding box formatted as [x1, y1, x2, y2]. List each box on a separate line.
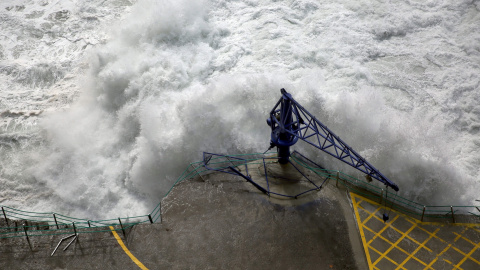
[1, 152, 478, 240]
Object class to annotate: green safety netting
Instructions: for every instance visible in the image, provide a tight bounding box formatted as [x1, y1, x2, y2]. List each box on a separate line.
[1, 152, 479, 239]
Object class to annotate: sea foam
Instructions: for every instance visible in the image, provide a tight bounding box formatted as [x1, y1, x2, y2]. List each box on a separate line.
[0, 0, 479, 218]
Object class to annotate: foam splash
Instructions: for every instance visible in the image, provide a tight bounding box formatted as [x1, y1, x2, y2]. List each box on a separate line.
[0, 0, 479, 218]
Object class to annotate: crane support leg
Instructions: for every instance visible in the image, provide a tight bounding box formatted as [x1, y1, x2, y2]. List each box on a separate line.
[278, 146, 290, 164]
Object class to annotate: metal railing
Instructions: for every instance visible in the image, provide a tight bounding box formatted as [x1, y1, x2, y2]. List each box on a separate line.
[0, 205, 158, 239]
[289, 154, 480, 224]
[1, 152, 479, 241]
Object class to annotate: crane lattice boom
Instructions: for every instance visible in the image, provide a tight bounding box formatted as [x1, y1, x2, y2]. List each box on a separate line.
[267, 89, 399, 191]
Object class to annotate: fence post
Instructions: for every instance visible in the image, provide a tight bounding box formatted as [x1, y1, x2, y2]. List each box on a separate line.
[421, 206, 426, 222]
[87, 220, 91, 227]
[148, 214, 153, 224]
[118, 218, 125, 237]
[379, 189, 384, 205]
[23, 224, 29, 243]
[53, 213, 59, 229]
[451, 206, 455, 223]
[2, 207, 9, 227]
[191, 164, 206, 181]
[72, 222, 77, 235]
[336, 172, 339, 187]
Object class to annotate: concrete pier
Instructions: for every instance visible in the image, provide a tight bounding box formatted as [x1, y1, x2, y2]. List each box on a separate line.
[0, 161, 479, 269]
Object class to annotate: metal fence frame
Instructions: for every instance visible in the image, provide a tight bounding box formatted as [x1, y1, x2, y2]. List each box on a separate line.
[1, 152, 478, 240]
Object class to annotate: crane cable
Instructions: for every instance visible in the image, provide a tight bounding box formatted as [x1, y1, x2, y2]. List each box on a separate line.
[382, 186, 398, 223]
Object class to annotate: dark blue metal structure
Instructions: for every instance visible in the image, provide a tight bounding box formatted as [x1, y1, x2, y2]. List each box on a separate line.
[202, 151, 328, 199]
[267, 88, 399, 192]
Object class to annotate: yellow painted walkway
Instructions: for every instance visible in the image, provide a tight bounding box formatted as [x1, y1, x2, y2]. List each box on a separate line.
[350, 193, 480, 270]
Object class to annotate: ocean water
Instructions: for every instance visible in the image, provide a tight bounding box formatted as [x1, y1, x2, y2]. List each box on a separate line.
[1, 0, 479, 219]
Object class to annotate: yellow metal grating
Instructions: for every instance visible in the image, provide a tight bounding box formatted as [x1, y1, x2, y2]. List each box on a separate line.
[350, 192, 480, 270]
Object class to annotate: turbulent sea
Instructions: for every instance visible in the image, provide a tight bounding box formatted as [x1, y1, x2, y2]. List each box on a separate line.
[1, 0, 479, 219]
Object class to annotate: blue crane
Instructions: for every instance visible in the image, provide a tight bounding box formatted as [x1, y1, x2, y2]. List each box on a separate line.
[267, 88, 399, 192]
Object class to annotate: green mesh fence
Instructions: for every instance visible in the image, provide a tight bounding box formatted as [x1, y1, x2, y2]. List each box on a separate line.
[289, 154, 480, 223]
[1, 152, 479, 240]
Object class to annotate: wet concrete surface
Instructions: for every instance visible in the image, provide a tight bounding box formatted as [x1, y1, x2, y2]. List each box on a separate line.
[2, 161, 479, 269]
[0, 162, 366, 269]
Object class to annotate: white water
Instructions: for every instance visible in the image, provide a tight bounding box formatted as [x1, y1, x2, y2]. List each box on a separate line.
[1, 0, 479, 219]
